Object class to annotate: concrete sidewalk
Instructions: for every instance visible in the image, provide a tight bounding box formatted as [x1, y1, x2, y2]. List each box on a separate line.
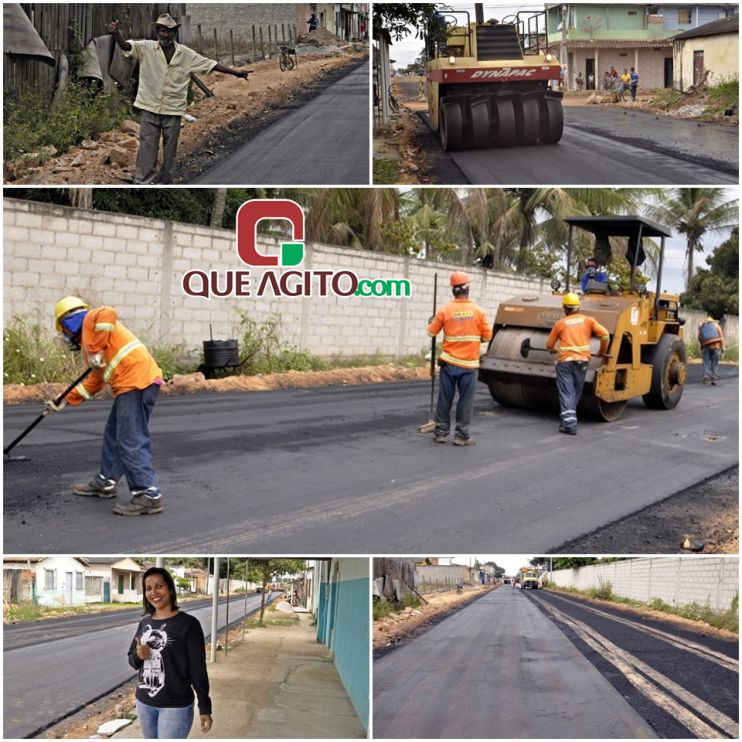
[114, 614, 366, 739]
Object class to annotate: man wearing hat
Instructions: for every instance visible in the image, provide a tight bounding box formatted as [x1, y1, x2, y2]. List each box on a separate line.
[107, 15, 250, 184]
[545, 293, 610, 435]
[426, 272, 492, 445]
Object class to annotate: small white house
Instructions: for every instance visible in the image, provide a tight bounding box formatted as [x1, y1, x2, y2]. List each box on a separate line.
[84, 557, 143, 604]
[673, 15, 739, 90]
[4, 557, 89, 607]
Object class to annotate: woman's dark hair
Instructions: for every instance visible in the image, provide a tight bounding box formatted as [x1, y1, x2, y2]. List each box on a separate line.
[141, 567, 179, 615]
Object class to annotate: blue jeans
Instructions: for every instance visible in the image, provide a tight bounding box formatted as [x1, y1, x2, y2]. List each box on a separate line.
[555, 361, 588, 431]
[701, 347, 721, 381]
[101, 384, 160, 495]
[136, 700, 194, 739]
[434, 363, 477, 440]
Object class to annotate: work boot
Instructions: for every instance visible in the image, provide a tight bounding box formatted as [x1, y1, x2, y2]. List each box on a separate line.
[434, 434, 447, 443]
[112, 493, 163, 516]
[702, 377, 711, 385]
[73, 474, 117, 499]
[559, 426, 577, 436]
[711, 379, 718, 386]
[453, 437, 476, 446]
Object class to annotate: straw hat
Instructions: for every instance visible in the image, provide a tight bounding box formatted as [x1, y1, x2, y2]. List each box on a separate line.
[152, 13, 180, 29]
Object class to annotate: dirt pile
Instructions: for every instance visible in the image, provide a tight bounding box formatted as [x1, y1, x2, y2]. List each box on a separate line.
[3, 363, 428, 405]
[374, 586, 495, 652]
[6, 44, 367, 185]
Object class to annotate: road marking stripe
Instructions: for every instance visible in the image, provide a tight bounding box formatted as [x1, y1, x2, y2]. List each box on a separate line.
[545, 591, 738, 672]
[537, 598, 738, 738]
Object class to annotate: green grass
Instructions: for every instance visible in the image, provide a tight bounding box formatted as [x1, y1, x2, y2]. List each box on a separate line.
[650, 87, 685, 111]
[5, 601, 139, 622]
[704, 77, 739, 118]
[373, 157, 401, 185]
[4, 81, 131, 162]
[3, 313, 427, 387]
[548, 585, 738, 633]
[373, 593, 421, 621]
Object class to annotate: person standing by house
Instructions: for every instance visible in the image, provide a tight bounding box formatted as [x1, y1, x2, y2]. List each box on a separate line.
[308, 12, 319, 31]
[46, 296, 164, 516]
[545, 293, 610, 435]
[426, 272, 493, 446]
[603, 71, 611, 90]
[575, 71, 584, 91]
[619, 68, 631, 101]
[697, 315, 725, 385]
[587, 71, 595, 90]
[629, 67, 640, 101]
[128, 567, 212, 738]
[106, 14, 249, 184]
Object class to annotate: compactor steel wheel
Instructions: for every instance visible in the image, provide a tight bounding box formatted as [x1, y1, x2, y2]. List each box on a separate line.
[515, 96, 540, 145]
[539, 96, 564, 144]
[493, 97, 517, 147]
[642, 334, 687, 409]
[440, 99, 464, 151]
[577, 390, 627, 422]
[470, 98, 491, 148]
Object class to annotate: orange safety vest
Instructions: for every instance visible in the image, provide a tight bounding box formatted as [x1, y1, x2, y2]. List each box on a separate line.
[427, 297, 493, 369]
[66, 307, 163, 405]
[546, 312, 609, 362]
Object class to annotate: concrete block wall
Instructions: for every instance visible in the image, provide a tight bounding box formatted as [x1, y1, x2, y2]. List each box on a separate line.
[551, 557, 739, 611]
[186, 3, 309, 46]
[416, 565, 471, 589]
[3, 199, 546, 359]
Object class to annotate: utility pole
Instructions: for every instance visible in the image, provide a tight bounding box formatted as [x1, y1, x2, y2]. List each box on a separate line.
[210, 557, 220, 663]
[561, 3, 568, 91]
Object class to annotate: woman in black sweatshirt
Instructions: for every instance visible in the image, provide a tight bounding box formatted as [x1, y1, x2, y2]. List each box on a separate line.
[128, 567, 212, 738]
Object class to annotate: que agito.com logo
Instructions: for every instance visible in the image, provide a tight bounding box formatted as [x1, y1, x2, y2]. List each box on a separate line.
[182, 199, 412, 299]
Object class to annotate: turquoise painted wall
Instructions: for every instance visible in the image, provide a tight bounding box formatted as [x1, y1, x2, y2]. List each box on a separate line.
[328, 575, 370, 731]
[316, 581, 330, 642]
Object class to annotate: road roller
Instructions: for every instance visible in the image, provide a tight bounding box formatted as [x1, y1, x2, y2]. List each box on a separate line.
[479, 216, 687, 422]
[424, 5, 563, 151]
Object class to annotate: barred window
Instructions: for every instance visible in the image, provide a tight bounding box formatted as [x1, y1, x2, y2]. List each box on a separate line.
[44, 569, 56, 590]
[75, 572, 84, 591]
[678, 9, 692, 24]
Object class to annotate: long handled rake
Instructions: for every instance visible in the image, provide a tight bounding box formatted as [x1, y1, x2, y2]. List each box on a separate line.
[4, 367, 92, 462]
[418, 274, 438, 434]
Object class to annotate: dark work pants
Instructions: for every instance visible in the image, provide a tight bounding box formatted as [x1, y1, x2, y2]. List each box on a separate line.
[434, 363, 477, 440]
[134, 111, 182, 184]
[555, 361, 588, 432]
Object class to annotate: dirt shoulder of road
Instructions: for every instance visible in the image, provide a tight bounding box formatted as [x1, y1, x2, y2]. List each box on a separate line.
[3, 363, 429, 405]
[7, 39, 368, 185]
[562, 88, 739, 126]
[553, 466, 739, 555]
[374, 585, 496, 657]
[544, 587, 738, 641]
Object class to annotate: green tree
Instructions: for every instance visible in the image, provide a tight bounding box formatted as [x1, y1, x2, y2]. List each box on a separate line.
[248, 559, 305, 626]
[681, 228, 739, 316]
[645, 188, 739, 290]
[373, 4, 438, 41]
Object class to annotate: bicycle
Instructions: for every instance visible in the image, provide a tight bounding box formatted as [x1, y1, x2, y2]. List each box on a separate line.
[279, 45, 297, 71]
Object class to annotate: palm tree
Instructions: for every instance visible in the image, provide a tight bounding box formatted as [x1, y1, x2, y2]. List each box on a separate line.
[644, 188, 739, 290]
[209, 188, 227, 228]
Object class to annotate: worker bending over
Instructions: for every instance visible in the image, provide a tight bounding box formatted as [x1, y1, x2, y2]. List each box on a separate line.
[546, 293, 609, 435]
[47, 296, 164, 515]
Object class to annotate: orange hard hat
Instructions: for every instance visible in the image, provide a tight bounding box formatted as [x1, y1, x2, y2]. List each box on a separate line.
[450, 271, 470, 287]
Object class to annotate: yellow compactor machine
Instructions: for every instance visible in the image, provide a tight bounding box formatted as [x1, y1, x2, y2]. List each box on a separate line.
[424, 5, 563, 151]
[479, 216, 687, 422]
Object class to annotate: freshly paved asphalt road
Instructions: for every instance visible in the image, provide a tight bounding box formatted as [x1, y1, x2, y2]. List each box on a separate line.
[193, 60, 370, 185]
[529, 590, 739, 738]
[373, 587, 657, 738]
[4, 365, 737, 554]
[3, 593, 269, 739]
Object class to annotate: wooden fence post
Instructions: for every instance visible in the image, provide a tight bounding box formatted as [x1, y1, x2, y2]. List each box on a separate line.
[229, 29, 235, 66]
[252, 25, 256, 63]
[197, 24, 203, 54]
[213, 28, 219, 62]
[268, 25, 272, 57]
[259, 27, 264, 60]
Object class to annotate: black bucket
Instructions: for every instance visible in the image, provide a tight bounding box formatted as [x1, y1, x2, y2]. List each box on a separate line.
[203, 339, 239, 370]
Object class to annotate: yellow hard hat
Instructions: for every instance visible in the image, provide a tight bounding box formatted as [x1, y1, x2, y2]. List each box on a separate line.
[450, 271, 470, 287]
[55, 296, 88, 331]
[562, 292, 581, 308]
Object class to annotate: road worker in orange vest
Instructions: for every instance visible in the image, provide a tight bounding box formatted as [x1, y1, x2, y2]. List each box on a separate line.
[46, 296, 165, 515]
[545, 293, 610, 435]
[427, 272, 493, 445]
